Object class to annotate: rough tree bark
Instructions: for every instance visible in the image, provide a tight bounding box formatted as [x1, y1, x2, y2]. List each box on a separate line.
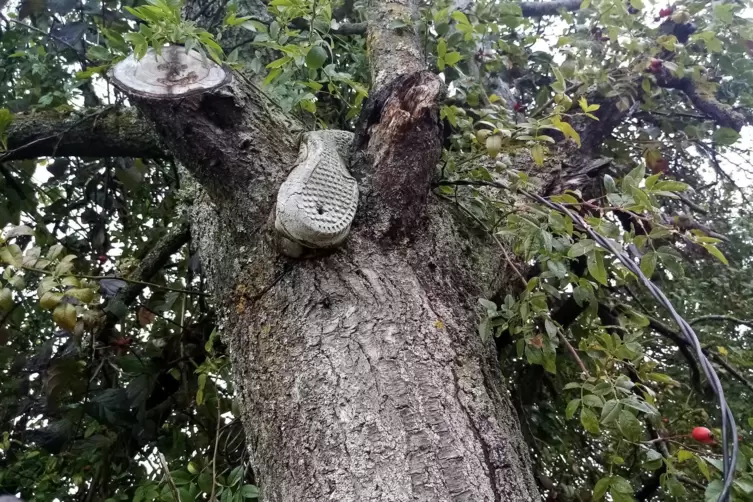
[104, 0, 546, 497]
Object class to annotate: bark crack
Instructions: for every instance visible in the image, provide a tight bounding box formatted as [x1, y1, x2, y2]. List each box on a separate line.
[451, 365, 502, 502]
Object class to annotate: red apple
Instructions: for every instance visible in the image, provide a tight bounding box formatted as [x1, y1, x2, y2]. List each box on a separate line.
[692, 426, 714, 444]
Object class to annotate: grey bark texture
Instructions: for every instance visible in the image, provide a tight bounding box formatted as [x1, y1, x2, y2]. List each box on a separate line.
[118, 69, 540, 502]
[3, 107, 164, 161]
[110, 0, 542, 498]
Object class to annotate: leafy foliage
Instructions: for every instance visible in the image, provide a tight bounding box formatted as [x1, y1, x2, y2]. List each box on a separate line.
[1, 0, 753, 499]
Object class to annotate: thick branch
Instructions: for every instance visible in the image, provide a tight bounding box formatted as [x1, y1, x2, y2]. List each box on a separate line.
[690, 314, 753, 329]
[353, 71, 444, 240]
[519, 0, 581, 17]
[116, 222, 192, 305]
[653, 68, 746, 132]
[97, 222, 191, 339]
[365, 0, 423, 88]
[110, 47, 302, 228]
[643, 312, 753, 394]
[4, 107, 165, 161]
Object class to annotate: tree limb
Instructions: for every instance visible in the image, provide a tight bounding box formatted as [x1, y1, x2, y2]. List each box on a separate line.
[96, 222, 191, 340]
[519, 0, 581, 17]
[113, 222, 192, 306]
[642, 311, 753, 394]
[4, 107, 166, 161]
[653, 67, 746, 132]
[690, 314, 753, 329]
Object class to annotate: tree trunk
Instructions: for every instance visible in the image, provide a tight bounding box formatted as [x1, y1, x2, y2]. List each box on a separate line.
[108, 16, 540, 502]
[213, 202, 538, 501]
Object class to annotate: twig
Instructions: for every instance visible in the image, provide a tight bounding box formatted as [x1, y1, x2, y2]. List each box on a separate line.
[158, 452, 182, 502]
[709, 352, 753, 395]
[448, 197, 527, 287]
[642, 312, 753, 394]
[676, 475, 706, 491]
[531, 81, 583, 118]
[690, 315, 753, 329]
[558, 331, 589, 376]
[19, 265, 209, 296]
[0, 13, 90, 61]
[209, 405, 222, 502]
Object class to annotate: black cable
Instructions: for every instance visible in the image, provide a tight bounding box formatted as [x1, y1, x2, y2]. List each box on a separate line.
[521, 189, 738, 502]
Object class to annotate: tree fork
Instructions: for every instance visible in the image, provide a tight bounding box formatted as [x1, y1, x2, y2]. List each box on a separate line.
[110, 42, 539, 502]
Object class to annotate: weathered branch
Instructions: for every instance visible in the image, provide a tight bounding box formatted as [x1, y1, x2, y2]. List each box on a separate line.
[115, 222, 192, 306]
[519, 0, 581, 17]
[653, 67, 746, 132]
[365, 0, 423, 88]
[289, 17, 366, 35]
[109, 46, 302, 227]
[690, 314, 753, 329]
[353, 72, 444, 239]
[643, 312, 753, 394]
[345, 0, 445, 240]
[96, 222, 191, 339]
[4, 107, 166, 161]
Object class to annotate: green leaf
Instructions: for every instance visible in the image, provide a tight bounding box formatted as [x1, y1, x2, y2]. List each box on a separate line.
[580, 407, 600, 434]
[601, 400, 622, 424]
[566, 398, 581, 419]
[712, 127, 740, 146]
[610, 475, 633, 494]
[87, 45, 111, 62]
[705, 480, 723, 502]
[664, 476, 687, 498]
[644, 449, 663, 471]
[603, 174, 616, 193]
[0, 245, 22, 267]
[677, 449, 694, 463]
[553, 119, 581, 147]
[696, 456, 711, 481]
[587, 251, 608, 286]
[305, 46, 328, 69]
[623, 164, 646, 188]
[53, 303, 77, 331]
[618, 409, 643, 442]
[40, 291, 63, 310]
[0, 288, 12, 312]
[478, 317, 492, 341]
[640, 252, 657, 278]
[568, 239, 595, 258]
[264, 68, 282, 86]
[702, 243, 729, 265]
[241, 485, 260, 498]
[582, 394, 604, 408]
[704, 456, 724, 472]
[647, 372, 678, 385]
[444, 51, 462, 67]
[437, 38, 447, 58]
[734, 478, 753, 495]
[299, 99, 316, 114]
[593, 477, 611, 500]
[652, 180, 688, 192]
[531, 144, 545, 166]
[451, 11, 470, 25]
[0, 108, 13, 150]
[714, 4, 734, 24]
